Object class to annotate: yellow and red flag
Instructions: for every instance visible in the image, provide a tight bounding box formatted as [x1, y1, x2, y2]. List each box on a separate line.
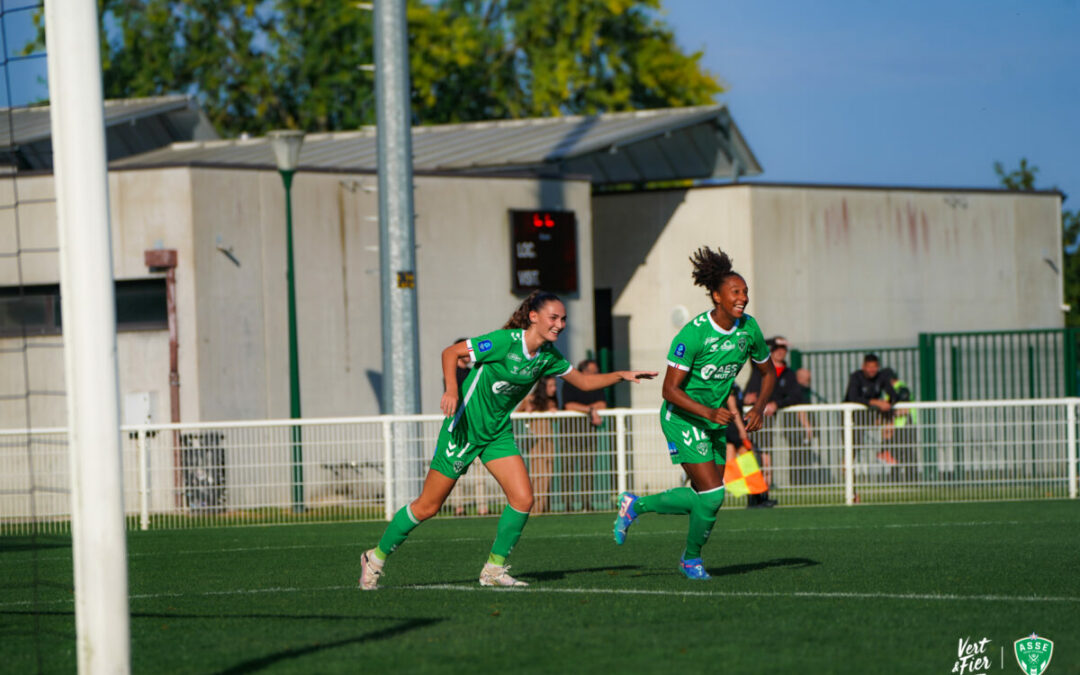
[723, 451, 768, 497]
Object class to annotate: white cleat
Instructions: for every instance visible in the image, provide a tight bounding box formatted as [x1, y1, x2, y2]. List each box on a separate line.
[479, 562, 528, 587]
[359, 548, 384, 591]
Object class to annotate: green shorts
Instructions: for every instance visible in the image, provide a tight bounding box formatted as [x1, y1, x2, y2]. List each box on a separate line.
[428, 418, 520, 479]
[660, 406, 727, 465]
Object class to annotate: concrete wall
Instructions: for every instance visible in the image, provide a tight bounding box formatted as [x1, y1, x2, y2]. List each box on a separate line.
[189, 168, 593, 420]
[0, 171, 187, 429]
[593, 184, 1065, 408]
[1, 167, 593, 428]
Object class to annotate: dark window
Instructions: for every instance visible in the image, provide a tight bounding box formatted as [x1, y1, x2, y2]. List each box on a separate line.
[115, 279, 167, 329]
[0, 285, 61, 336]
[0, 279, 167, 337]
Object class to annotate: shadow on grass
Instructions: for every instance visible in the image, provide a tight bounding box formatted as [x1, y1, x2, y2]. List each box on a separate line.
[0, 537, 72, 554]
[429, 564, 643, 585]
[707, 557, 820, 577]
[1, 609, 443, 674]
[215, 617, 443, 674]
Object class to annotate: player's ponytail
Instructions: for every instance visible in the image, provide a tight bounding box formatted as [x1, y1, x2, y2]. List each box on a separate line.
[504, 290, 561, 329]
[690, 246, 741, 292]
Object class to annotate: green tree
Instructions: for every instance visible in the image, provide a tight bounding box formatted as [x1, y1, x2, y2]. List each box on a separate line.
[996, 158, 1080, 327]
[27, 0, 722, 134]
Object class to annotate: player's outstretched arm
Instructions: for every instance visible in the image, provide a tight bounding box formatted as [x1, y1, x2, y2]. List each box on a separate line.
[562, 368, 657, 392]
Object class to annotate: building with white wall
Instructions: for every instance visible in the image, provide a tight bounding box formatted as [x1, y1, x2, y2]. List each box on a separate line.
[3, 102, 758, 428]
[4, 98, 1065, 426]
[593, 183, 1065, 407]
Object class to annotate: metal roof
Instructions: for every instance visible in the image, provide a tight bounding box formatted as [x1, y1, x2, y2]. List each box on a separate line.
[111, 104, 761, 184]
[1, 95, 218, 170]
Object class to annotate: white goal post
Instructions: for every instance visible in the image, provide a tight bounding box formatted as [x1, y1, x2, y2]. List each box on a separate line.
[44, 0, 131, 673]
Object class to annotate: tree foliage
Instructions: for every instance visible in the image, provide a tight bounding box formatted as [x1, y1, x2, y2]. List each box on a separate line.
[996, 158, 1080, 326]
[27, 0, 722, 134]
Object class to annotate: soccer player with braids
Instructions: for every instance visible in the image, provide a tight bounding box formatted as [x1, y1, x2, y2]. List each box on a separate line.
[613, 246, 777, 579]
[360, 291, 656, 589]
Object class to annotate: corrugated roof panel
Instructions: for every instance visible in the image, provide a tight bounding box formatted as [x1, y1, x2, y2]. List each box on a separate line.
[107, 103, 762, 183]
[0, 95, 198, 147]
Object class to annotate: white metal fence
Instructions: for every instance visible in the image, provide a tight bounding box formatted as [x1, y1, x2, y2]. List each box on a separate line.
[2, 399, 1077, 533]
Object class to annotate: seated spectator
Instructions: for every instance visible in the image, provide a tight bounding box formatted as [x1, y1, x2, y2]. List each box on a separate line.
[844, 353, 898, 465]
[518, 375, 559, 513]
[880, 368, 918, 482]
[561, 358, 608, 511]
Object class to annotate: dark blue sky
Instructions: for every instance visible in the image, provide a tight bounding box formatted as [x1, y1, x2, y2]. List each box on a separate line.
[664, 0, 1080, 205]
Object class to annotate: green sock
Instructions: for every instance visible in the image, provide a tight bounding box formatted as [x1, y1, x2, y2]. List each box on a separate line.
[375, 505, 422, 558]
[489, 504, 530, 562]
[685, 486, 725, 559]
[634, 487, 697, 515]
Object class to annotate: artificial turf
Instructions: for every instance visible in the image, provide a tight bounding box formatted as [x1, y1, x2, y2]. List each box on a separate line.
[2, 500, 1078, 674]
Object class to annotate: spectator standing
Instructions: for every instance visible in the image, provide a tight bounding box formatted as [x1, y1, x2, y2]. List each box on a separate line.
[561, 358, 609, 510]
[518, 375, 559, 513]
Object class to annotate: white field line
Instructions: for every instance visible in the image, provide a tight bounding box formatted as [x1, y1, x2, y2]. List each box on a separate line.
[1, 519, 1068, 564]
[2, 583, 1078, 609]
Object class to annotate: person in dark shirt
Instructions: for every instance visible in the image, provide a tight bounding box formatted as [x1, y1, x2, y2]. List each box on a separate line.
[844, 353, 898, 466]
[844, 353, 895, 413]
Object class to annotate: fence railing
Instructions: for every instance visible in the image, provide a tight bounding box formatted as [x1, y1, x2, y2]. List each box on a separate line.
[790, 328, 1080, 403]
[2, 400, 1077, 533]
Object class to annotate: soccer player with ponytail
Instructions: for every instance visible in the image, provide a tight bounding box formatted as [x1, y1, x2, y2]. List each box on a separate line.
[360, 291, 656, 589]
[613, 247, 776, 579]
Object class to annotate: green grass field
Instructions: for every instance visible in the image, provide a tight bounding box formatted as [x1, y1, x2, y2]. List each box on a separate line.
[3, 500, 1079, 674]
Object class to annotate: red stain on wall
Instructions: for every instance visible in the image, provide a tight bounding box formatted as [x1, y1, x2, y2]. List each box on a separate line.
[907, 203, 919, 254]
[921, 212, 930, 254]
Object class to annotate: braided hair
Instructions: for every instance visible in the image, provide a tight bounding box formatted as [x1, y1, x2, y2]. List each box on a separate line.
[690, 246, 742, 293]
[504, 290, 562, 330]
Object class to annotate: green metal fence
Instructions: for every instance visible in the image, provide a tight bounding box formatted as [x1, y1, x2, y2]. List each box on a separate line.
[919, 329, 1079, 401]
[792, 328, 1080, 402]
[790, 347, 919, 404]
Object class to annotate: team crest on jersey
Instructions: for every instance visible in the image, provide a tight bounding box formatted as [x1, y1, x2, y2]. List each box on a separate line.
[453, 461, 465, 474]
[478, 340, 493, 352]
[737, 336, 747, 354]
[696, 441, 710, 455]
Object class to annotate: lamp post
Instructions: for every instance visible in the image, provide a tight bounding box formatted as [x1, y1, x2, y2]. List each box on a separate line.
[269, 130, 305, 513]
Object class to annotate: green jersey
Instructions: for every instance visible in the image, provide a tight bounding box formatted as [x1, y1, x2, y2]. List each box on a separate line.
[662, 311, 769, 430]
[452, 329, 573, 444]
